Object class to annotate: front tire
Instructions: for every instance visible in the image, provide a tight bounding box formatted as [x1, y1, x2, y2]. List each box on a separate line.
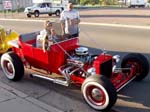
[55, 10, 60, 16]
[121, 53, 149, 81]
[27, 14, 31, 18]
[34, 11, 39, 17]
[48, 13, 52, 16]
[1, 52, 24, 81]
[81, 75, 117, 111]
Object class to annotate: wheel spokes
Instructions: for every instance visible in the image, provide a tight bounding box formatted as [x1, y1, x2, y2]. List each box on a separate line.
[86, 85, 106, 106]
[4, 61, 14, 75]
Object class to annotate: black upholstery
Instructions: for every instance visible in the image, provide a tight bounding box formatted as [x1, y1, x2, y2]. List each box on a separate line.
[20, 31, 40, 43]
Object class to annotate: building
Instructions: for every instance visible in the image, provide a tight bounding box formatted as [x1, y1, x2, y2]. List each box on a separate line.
[0, 0, 33, 11]
[0, 0, 70, 11]
[0, 0, 71, 11]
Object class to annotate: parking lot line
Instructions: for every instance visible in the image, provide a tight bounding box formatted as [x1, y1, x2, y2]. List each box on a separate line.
[1, 18, 150, 30]
[81, 22, 150, 30]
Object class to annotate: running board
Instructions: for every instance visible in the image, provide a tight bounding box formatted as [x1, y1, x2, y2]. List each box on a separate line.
[30, 74, 69, 86]
[116, 76, 136, 92]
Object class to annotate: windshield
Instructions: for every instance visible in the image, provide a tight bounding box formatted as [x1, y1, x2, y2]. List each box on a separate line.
[32, 3, 41, 8]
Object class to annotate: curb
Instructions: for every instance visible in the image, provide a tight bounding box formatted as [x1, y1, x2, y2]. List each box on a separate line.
[0, 81, 63, 112]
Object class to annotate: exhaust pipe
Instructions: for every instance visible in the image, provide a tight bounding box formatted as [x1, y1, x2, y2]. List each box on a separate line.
[30, 74, 69, 86]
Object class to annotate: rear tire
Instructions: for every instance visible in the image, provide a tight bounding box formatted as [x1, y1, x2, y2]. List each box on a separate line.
[81, 75, 117, 111]
[1, 52, 24, 81]
[121, 53, 149, 81]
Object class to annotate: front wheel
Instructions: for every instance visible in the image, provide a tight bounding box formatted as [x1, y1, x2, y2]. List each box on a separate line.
[121, 53, 149, 81]
[1, 52, 24, 81]
[55, 10, 60, 16]
[81, 75, 117, 111]
[27, 14, 31, 18]
[34, 11, 39, 17]
[48, 13, 52, 16]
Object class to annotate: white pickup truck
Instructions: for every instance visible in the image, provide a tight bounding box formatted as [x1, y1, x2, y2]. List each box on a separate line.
[127, 0, 147, 8]
[24, 3, 63, 17]
[119, 0, 149, 8]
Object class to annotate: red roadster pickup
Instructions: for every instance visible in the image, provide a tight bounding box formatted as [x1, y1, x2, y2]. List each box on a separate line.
[0, 31, 149, 111]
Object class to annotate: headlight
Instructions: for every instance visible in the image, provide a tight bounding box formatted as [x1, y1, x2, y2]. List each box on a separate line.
[87, 67, 96, 75]
[24, 8, 31, 13]
[113, 55, 120, 63]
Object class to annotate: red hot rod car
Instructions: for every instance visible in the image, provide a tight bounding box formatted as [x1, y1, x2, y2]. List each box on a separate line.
[0, 31, 149, 111]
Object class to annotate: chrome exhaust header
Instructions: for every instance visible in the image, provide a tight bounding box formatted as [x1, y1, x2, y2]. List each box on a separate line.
[30, 74, 69, 86]
[30, 64, 81, 87]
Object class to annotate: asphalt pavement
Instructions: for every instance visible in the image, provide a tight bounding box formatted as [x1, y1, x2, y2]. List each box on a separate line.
[0, 8, 150, 112]
[1, 8, 150, 26]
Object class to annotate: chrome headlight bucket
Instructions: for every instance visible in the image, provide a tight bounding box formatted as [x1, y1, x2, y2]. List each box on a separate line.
[113, 55, 120, 63]
[87, 67, 96, 76]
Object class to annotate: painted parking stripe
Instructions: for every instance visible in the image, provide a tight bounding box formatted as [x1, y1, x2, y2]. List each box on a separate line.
[81, 22, 150, 30]
[1, 18, 150, 29]
[0, 18, 44, 22]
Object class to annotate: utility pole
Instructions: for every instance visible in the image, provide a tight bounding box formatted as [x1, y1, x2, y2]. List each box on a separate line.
[16, 0, 19, 13]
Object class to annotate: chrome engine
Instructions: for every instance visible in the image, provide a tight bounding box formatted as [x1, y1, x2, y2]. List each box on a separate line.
[58, 47, 97, 83]
[67, 47, 93, 67]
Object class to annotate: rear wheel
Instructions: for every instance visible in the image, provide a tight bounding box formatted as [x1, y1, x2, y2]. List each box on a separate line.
[81, 75, 117, 111]
[1, 52, 24, 81]
[121, 53, 149, 81]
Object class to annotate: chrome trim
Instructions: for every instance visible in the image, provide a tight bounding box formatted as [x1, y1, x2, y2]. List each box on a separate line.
[53, 37, 79, 45]
[8, 40, 20, 48]
[31, 74, 69, 86]
[117, 76, 136, 92]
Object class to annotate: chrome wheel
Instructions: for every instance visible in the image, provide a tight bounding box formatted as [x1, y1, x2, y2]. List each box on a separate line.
[3, 59, 15, 79]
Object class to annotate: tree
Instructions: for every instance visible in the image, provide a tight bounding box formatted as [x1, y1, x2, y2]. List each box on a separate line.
[80, 0, 99, 5]
[80, 0, 90, 5]
[79, 0, 118, 5]
[91, 0, 99, 5]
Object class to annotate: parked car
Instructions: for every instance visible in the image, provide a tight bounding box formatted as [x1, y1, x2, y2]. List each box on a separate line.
[0, 25, 18, 54]
[0, 31, 149, 111]
[24, 2, 63, 17]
